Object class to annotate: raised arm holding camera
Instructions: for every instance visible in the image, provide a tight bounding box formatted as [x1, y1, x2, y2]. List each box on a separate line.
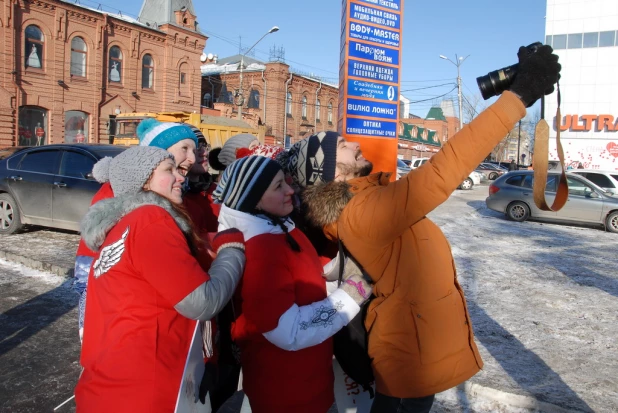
[277, 45, 561, 413]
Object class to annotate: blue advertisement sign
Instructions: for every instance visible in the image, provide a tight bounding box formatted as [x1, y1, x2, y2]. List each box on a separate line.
[346, 118, 398, 138]
[348, 59, 398, 83]
[346, 98, 398, 120]
[350, 2, 400, 29]
[348, 41, 399, 65]
[349, 22, 400, 48]
[347, 79, 397, 101]
[356, 0, 401, 11]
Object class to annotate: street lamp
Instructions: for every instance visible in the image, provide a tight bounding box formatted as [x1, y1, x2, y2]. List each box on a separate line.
[237, 26, 279, 120]
[439, 54, 469, 131]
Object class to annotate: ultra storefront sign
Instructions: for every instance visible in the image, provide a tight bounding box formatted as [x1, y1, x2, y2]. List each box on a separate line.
[556, 114, 618, 132]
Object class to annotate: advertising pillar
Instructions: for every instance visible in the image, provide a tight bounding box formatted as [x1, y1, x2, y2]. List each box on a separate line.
[339, 0, 403, 178]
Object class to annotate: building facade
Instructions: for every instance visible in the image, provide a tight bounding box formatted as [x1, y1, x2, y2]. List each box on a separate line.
[0, 0, 206, 146]
[201, 56, 339, 147]
[545, 0, 618, 170]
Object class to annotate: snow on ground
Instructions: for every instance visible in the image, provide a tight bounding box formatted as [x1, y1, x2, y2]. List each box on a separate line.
[0, 258, 66, 285]
[427, 190, 618, 413]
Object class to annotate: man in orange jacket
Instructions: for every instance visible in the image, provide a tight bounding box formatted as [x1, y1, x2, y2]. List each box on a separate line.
[278, 45, 561, 413]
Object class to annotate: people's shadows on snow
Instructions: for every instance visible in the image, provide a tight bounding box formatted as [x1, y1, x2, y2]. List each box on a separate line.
[0, 280, 77, 357]
[467, 299, 593, 412]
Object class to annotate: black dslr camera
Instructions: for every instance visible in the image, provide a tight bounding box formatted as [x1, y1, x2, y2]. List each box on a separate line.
[476, 42, 543, 100]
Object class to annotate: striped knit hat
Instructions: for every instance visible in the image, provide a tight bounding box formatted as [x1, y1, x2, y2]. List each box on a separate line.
[137, 118, 198, 149]
[188, 125, 207, 145]
[212, 156, 282, 213]
[276, 131, 338, 187]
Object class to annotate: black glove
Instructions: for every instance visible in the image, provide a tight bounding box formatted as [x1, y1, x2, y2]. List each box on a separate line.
[510, 45, 561, 107]
[198, 361, 218, 404]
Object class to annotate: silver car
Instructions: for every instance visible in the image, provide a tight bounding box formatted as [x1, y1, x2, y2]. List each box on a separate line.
[486, 170, 618, 233]
[568, 169, 618, 194]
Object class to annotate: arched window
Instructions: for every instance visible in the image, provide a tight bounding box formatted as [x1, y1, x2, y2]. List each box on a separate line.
[108, 46, 122, 83]
[25, 25, 44, 69]
[328, 102, 333, 123]
[248, 89, 260, 109]
[286, 92, 292, 115]
[179, 62, 189, 95]
[301, 96, 307, 118]
[316, 99, 321, 122]
[203, 93, 211, 107]
[70, 37, 87, 77]
[142, 54, 154, 89]
[64, 110, 89, 143]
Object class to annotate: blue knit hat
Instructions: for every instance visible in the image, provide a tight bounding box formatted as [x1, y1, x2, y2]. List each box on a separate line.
[212, 156, 282, 213]
[137, 118, 198, 149]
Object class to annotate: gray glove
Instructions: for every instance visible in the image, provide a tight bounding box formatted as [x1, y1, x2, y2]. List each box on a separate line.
[509, 44, 561, 107]
[339, 259, 373, 305]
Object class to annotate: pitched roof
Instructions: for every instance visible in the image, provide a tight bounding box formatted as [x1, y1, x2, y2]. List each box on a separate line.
[138, 0, 197, 29]
[425, 107, 446, 121]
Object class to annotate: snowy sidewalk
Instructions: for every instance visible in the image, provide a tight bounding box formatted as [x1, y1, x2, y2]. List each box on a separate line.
[0, 189, 616, 412]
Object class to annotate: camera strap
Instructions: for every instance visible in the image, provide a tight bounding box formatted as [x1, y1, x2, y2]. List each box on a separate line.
[532, 82, 569, 211]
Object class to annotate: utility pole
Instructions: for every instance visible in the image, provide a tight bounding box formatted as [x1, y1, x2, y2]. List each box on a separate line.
[439, 54, 469, 131]
[517, 120, 522, 166]
[236, 26, 279, 120]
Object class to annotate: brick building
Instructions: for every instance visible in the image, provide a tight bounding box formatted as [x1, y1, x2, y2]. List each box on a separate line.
[397, 101, 461, 160]
[0, 0, 206, 146]
[201, 55, 339, 147]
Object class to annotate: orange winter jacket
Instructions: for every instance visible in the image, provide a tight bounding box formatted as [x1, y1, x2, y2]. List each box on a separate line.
[303, 91, 526, 398]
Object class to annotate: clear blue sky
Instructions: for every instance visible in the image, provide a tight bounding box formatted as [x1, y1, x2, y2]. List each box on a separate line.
[77, 0, 547, 117]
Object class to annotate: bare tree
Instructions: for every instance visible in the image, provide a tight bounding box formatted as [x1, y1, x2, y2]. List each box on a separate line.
[462, 93, 486, 124]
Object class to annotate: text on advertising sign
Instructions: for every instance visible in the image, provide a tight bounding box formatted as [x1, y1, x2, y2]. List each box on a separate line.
[348, 41, 400, 65]
[350, 3, 400, 29]
[348, 60, 399, 83]
[347, 79, 398, 101]
[346, 118, 398, 138]
[356, 0, 401, 11]
[349, 22, 400, 48]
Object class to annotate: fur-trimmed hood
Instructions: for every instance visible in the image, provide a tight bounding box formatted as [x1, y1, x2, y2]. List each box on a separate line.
[301, 181, 355, 228]
[80, 191, 191, 252]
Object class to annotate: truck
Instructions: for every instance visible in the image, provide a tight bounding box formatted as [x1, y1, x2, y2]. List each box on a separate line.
[110, 112, 265, 148]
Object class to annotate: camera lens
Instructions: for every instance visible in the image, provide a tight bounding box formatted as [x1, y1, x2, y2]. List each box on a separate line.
[476, 65, 518, 100]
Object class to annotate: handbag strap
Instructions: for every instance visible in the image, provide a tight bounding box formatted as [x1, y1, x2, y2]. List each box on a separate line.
[532, 82, 569, 211]
[337, 239, 346, 287]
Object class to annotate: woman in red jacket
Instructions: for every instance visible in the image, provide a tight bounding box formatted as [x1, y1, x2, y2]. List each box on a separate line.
[212, 156, 372, 413]
[75, 146, 245, 413]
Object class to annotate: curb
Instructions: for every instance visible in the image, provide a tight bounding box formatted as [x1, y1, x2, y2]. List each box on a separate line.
[0, 249, 73, 279]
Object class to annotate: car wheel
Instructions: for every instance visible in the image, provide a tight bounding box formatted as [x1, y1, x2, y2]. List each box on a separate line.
[507, 201, 530, 222]
[460, 178, 473, 190]
[606, 211, 618, 233]
[0, 193, 23, 235]
[489, 172, 498, 180]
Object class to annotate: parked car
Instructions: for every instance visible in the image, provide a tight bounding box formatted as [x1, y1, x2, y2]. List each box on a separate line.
[396, 159, 411, 180]
[475, 163, 507, 180]
[568, 169, 618, 195]
[0, 144, 127, 234]
[458, 171, 482, 190]
[410, 157, 430, 170]
[401, 159, 412, 167]
[486, 171, 618, 233]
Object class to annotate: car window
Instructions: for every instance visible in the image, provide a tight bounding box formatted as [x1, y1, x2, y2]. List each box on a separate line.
[519, 175, 557, 191]
[59, 151, 96, 179]
[7, 152, 26, 169]
[611, 174, 618, 182]
[421, 159, 428, 166]
[505, 175, 525, 186]
[397, 159, 408, 168]
[584, 173, 614, 188]
[17, 150, 59, 174]
[567, 177, 594, 196]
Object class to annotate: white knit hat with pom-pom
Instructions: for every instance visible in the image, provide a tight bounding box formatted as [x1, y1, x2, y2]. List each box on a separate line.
[92, 146, 173, 195]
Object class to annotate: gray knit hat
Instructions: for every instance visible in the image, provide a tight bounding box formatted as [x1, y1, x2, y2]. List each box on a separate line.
[92, 146, 174, 195]
[218, 133, 258, 167]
